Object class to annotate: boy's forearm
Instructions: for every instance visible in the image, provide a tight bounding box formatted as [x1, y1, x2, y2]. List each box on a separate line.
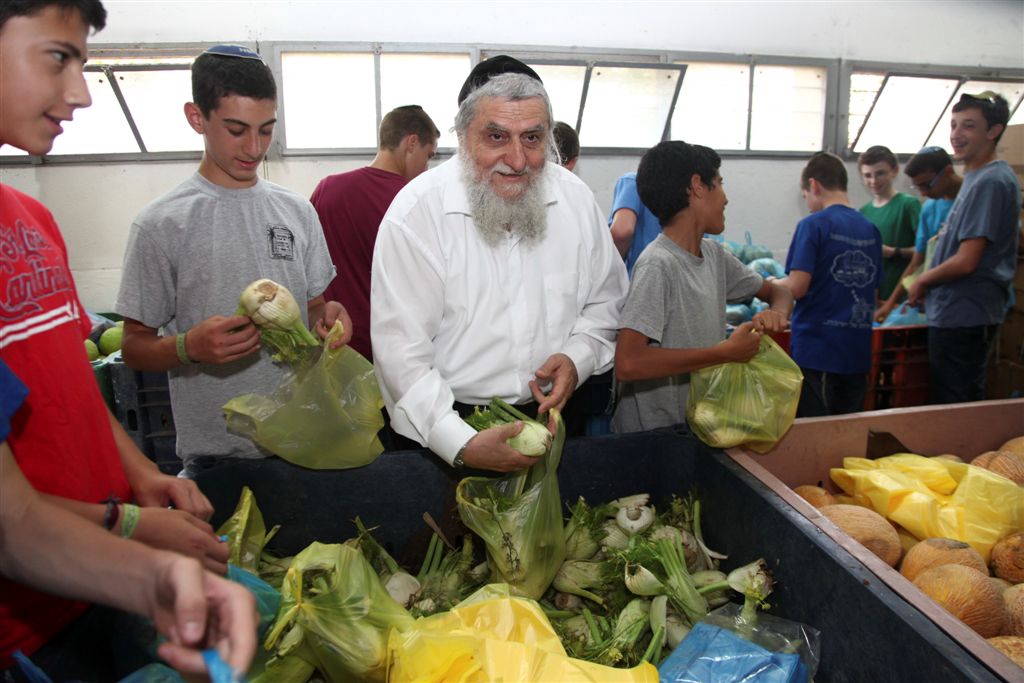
[122, 322, 181, 372]
[108, 410, 159, 485]
[615, 343, 729, 382]
[1, 447, 170, 616]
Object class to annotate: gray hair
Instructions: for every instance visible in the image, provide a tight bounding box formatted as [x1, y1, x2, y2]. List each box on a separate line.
[454, 73, 557, 159]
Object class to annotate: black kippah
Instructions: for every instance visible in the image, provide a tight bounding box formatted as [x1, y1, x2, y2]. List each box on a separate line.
[457, 55, 543, 105]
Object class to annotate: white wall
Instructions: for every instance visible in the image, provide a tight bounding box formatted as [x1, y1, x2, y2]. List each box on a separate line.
[2, 0, 1021, 311]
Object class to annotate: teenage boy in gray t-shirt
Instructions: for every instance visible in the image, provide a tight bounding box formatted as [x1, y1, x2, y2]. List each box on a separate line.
[612, 141, 793, 433]
[907, 92, 1022, 404]
[116, 46, 352, 476]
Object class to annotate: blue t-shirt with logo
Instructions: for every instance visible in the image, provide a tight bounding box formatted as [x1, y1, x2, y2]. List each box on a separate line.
[915, 198, 954, 253]
[785, 205, 883, 374]
[928, 160, 1021, 328]
[609, 172, 662, 278]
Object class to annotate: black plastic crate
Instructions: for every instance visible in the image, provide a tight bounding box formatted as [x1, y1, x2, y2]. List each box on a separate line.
[196, 430, 1007, 682]
[109, 362, 179, 474]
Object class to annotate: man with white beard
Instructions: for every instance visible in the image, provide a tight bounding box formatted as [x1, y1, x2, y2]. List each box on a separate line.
[370, 58, 628, 472]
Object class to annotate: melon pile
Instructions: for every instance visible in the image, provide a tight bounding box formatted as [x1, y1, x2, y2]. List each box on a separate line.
[794, 433, 1024, 671]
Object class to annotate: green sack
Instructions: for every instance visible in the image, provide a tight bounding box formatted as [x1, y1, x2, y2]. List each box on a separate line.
[455, 411, 566, 600]
[687, 335, 803, 453]
[223, 323, 385, 470]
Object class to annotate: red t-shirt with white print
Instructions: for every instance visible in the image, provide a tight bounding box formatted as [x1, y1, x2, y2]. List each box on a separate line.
[0, 183, 132, 666]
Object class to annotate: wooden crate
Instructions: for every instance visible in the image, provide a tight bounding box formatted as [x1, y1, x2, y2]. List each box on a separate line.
[726, 399, 1024, 682]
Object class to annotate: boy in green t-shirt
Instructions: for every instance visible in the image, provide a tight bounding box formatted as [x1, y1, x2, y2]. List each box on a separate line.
[858, 145, 922, 301]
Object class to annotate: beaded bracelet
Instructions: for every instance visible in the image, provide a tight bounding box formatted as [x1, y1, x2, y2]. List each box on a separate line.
[102, 496, 121, 531]
[120, 503, 141, 539]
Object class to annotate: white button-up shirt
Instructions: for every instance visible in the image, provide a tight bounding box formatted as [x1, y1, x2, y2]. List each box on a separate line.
[371, 157, 628, 464]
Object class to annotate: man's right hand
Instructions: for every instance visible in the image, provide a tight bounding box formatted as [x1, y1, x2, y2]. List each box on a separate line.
[185, 315, 261, 364]
[134, 507, 230, 575]
[721, 321, 762, 363]
[461, 423, 537, 473]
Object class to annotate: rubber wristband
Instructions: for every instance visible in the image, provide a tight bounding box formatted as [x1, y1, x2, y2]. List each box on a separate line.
[120, 503, 141, 539]
[176, 332, 195, 365]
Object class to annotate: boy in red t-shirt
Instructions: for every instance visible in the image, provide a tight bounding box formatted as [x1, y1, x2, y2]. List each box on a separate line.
[0, 1, 240, 676]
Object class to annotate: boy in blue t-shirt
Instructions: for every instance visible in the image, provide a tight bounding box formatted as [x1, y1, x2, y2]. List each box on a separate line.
[874, 146, 962, 323]
[609, 171, 662, 277]
[775, 153, 882, 417]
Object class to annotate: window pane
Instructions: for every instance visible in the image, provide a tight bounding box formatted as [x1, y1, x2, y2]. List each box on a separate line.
[925, 80, 1024, 150]
[580, 65, 681, 148]
[380, 53, 470, 150]
[0, 146, 28, 157]
[1012, 102, 1024, 126]
[282, 52, 376, 149]
[529, 64, 587, 129]
[49, 72, 139, 155]
[670, 62, 749, 150]
[750, 65, 826, 151]
[853, 76, 959, 153]
[116, 68, 201, 152]
[848, 72, 885, 149]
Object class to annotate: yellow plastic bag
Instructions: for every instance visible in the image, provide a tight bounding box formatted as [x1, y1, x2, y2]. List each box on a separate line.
[686, 335, 803, 453]
[830, 454, 1024, 560]
[387, 584, 659, 683]
[223, 322, 385, 469]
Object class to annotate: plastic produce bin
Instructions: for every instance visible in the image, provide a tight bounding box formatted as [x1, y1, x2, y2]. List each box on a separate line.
[109, 361, 179, 474]
[196, 428, 1009, 681]
[726, 399, 1024, 682]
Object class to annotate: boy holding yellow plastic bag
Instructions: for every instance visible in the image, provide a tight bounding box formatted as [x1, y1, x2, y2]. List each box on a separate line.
[612, 141, 793, 435]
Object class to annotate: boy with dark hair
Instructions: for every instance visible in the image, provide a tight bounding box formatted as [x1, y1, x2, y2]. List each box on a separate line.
[552, 121, 580, 171]
[612, 141, 792, 433]
[311, 104, 438, 360]
[0, 3, 253, 677]
[875, 146, 962, 322]
[908, 93, 1021, 404]
[775, 152, 882, 417]
[858, 144, 921, 302]
[117, 46, 352, 476]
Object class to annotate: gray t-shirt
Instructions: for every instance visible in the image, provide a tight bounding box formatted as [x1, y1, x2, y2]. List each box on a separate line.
[612, 235, 763, 433]
[928, 159, 1022, 327]
[115, 173, 335, 462]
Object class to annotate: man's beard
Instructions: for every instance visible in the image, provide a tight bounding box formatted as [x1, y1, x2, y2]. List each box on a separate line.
[459, 152, 548, 247]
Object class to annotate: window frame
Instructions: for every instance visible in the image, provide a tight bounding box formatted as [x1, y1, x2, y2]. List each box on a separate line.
[837, 59, 1024, 158]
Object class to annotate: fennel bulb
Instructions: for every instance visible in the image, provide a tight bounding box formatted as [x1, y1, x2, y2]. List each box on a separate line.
[237, 279, 320, 364]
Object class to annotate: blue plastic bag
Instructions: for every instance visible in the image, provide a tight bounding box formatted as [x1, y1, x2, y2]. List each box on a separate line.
[227, 564, 281, 639]
[746, 257, 785, 280]
[659, 622, 808, 683]
[877, 304, 927, 327]
[658, 603, 820, 683]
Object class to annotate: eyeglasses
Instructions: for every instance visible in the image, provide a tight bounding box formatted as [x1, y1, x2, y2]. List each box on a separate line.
[913, 167, 947, 194]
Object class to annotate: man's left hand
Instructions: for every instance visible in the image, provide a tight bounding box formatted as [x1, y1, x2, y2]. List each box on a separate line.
[132, 469, 214, 521]
[314, 301, 354, 348]
[530, 353, 578, 417]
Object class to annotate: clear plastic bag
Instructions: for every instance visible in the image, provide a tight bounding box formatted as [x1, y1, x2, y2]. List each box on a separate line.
[659, 603, 821, 683]
[687, 336, 803, 453]
[223, 323, 385, 470]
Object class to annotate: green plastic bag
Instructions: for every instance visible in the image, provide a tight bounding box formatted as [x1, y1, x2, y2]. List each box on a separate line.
[455, 411, 566, 600]
[223, 323, 385, 469]
[263, 542, 415, 683]
[687, 336, 803, 453]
